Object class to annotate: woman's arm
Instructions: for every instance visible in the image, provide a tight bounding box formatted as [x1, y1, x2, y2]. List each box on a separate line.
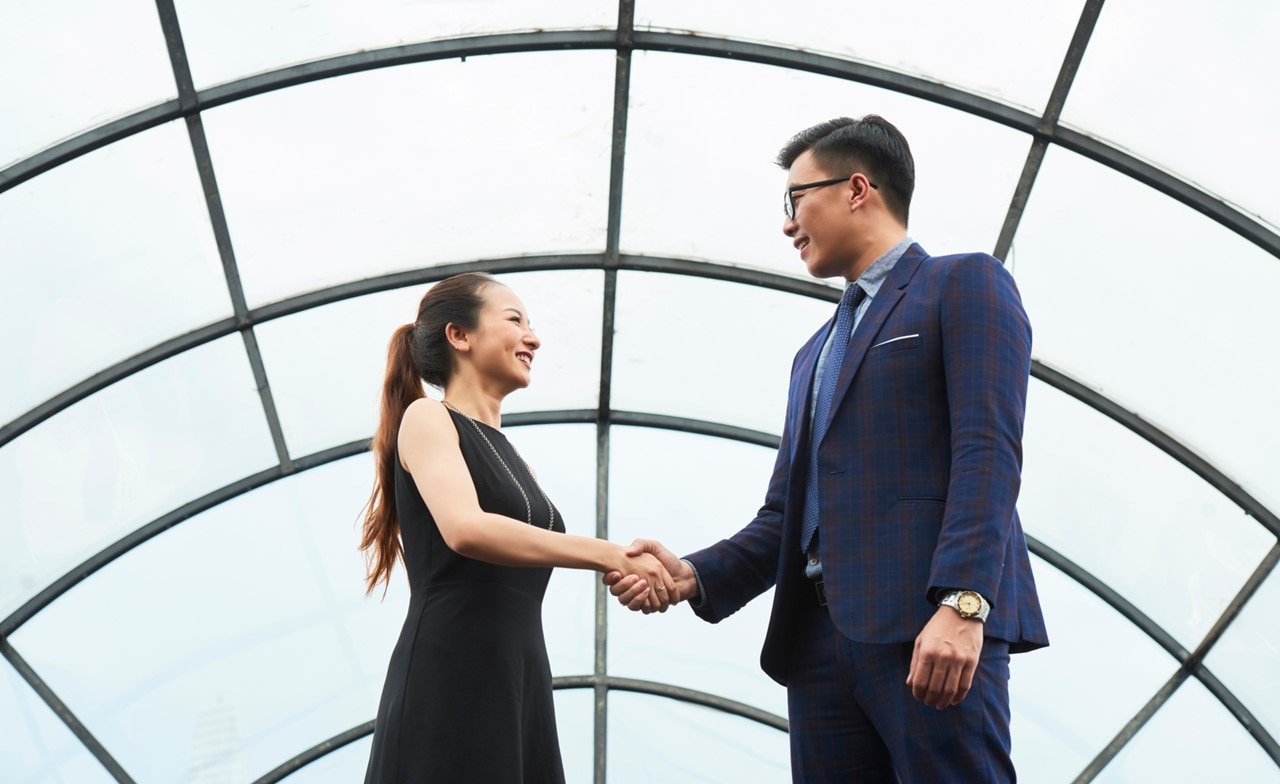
[398, 399, 677, 603]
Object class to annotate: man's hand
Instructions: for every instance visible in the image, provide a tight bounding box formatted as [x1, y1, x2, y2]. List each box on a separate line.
[906, 605, 984, 708]
[602, 539, 699, 613]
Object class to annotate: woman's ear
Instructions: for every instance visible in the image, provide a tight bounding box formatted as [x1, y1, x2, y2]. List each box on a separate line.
[444, 322, 470, 352]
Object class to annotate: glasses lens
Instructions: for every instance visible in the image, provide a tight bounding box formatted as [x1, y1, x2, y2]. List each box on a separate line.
[783, 191, 794, 219]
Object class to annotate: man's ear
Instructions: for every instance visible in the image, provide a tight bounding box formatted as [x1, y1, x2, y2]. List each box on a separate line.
[847, 173, 875, 210]
[444, 322, 469, 352]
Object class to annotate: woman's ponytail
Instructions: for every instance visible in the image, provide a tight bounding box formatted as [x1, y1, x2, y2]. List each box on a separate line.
[359, 324, 423, 595]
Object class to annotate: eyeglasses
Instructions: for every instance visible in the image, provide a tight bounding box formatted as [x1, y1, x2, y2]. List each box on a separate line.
[783, 176, 878, 220]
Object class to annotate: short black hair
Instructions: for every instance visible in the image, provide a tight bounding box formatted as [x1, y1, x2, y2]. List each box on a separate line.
[776, 115, 915, 226]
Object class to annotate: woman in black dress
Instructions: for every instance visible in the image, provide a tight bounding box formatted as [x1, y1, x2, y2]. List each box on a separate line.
[360, 273, 676, 783]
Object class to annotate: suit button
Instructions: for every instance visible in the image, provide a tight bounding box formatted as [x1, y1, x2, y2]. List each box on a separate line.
[809, 558, 818, 565]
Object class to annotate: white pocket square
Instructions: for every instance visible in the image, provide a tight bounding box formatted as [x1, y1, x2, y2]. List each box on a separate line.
[872, 333, 920, 348]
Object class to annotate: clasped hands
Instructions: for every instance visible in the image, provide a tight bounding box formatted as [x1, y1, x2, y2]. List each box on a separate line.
[603, 539, 697, 614]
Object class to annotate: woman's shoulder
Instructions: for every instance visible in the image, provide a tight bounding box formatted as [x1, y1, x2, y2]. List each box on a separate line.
[400, 398, 457, 448]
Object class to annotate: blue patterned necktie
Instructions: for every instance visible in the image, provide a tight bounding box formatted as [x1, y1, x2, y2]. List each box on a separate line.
[801, 283, 867, 553]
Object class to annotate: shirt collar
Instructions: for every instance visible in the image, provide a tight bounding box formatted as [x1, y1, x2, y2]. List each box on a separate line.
[849, 236, 913, 299]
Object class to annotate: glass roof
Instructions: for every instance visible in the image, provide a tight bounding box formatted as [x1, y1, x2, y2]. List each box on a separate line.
[2, 2, 1277, 782]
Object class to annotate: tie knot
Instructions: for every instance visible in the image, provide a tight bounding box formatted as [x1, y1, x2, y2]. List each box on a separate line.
[839, 284, 866, 312]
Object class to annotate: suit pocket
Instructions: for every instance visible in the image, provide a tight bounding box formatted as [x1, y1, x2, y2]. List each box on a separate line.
[870, 333, 921, 354]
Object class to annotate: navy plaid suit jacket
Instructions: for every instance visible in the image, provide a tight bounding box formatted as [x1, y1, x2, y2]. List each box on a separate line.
[686, 243, 1049, 685]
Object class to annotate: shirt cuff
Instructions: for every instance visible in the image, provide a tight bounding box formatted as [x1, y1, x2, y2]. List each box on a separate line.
[682, 558, 708, 610]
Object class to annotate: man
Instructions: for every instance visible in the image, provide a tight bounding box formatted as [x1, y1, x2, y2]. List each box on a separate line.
[607, 115, 1048, 782]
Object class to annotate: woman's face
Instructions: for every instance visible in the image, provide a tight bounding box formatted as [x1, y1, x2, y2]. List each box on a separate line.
[463, 284, 541, 391]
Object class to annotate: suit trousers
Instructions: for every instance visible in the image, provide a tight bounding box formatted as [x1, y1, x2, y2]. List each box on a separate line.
[785, 598, 1015, 783]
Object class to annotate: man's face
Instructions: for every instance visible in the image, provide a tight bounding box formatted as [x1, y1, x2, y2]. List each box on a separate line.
[782, 150, 859, 280]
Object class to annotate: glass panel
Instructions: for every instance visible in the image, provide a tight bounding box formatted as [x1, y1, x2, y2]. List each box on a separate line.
[1204, 561, 1280, 742]
[611, 271, 834, 434]
[201, 51, 615, 307]
[174, 0, 618, 89]
[607, 427, 787, 718]
[0, 121, 232, 425]
[0, 659, 114, 784]
[1095, 677, 1280, 784]
[255, 271, 603, 458]
[621, 52, 1030, 278]
[10, 455, 401, 783]
[1019, 382, 1274, 648]
[635, 0, 1085, 113]
[1062, 0, 1280, 228]
[1009, 555, 1180, 782]
[279, 736, 373, 784]
[1011, 146, 1280, 516]
[553, 688, 594, 784]
[0, 336, 279, 619]
[507, 425, 599, 678]
[607, 692, 789, 782]
[0, 0, 175, 167]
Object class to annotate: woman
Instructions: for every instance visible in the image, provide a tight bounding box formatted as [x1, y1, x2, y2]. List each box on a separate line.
[361, 272, 675, 783]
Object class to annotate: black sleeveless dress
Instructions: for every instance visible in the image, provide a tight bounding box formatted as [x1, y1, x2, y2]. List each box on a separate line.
[365, 408, 567, 783]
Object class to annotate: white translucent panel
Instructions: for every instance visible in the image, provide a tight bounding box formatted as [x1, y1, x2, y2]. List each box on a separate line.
[0, 121, 232, 424]
[1011, 146, 1280, 516]
[0, 659, 114, 784]
[621, 52, 1031, 279]
[0, 336, 278, 619]
[1062, 0, 1280, 228]
[1095, 678, 1280, 784]
[279, 736, 373, 784]
[607, 692, 789, 783]
[506, 425, 599, 678]
[1019, 382, 1274, 648]
[611, 272, 833, 434]
[10, 455, 403, 783]
[0, 0, 175, 167]
[256, 271, 603, 457]
[1009, 555, 1179, 782]
[174, 0, 617, 89]
[201, 52, 615, 307]
[1204, 561, 1280, 742]
[553, 688, 594, 784]
[635, 0, 1084, 113]
[607, 427, 787, 718]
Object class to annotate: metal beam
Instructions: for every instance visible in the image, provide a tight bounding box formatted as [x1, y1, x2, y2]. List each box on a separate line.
[5, 256, 1275, 543]
[1037, 536, 1280, 779]
[2, 31, 1274, 259]
[250, 676, 786, 783]
[994, 0, 1105, 261]
[1032, 361, 1280, 538]
[155, 0, 293, 472]
[0, 637, 135, 783]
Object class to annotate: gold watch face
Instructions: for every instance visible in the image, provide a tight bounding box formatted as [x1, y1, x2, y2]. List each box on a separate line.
[956, 592, 982, 616]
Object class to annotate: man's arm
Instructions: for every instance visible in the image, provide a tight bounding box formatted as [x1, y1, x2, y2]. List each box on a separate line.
[909, 253, 1032, 708]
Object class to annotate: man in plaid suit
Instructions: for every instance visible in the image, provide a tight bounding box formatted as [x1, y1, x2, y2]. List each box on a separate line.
[608, 115, 1049, 782]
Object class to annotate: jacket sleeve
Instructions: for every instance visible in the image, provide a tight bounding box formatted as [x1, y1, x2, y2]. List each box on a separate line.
[928, 254, 1032, 606]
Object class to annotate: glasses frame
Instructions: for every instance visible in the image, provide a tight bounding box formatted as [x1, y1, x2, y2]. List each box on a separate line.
[783, 175, 878, 219]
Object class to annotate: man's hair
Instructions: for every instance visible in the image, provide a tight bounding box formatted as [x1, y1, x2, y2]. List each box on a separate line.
[776, 115, 915, 226]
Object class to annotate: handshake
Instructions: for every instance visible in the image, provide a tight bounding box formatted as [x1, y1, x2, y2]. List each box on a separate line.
[602, 539, 700, 614]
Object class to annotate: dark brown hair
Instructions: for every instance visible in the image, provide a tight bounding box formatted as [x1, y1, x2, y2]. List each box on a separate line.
[776, 115, 915, 226]
[359, 272, 498, 594]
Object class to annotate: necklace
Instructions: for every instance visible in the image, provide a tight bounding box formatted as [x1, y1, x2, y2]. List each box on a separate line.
[442, 400, 556, 531]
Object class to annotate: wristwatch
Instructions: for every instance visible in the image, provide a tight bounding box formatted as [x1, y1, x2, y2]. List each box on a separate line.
[937, 589, 990, 623]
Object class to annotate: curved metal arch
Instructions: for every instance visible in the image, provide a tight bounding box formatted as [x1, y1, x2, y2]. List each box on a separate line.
[4, 252, 1276, 536]
[4, 412, 1276, 776]
[1, 32, 1275, 260]
[250, 676, 786, 784]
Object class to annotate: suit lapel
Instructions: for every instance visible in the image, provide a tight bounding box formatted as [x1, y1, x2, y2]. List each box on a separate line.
[819, 245, 927, 445]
